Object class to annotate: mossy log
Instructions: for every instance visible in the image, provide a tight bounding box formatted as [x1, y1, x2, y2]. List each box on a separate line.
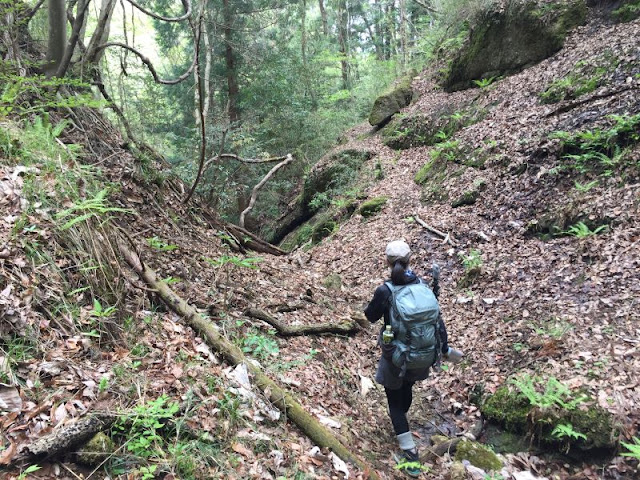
[245, 308, 365, 336]
[11, 413, 117, 465]
[117, 241, 381, 479]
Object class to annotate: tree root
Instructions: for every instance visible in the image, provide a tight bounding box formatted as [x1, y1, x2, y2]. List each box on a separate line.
[116, 239, 381, 479]
[245, 308, 365, 336]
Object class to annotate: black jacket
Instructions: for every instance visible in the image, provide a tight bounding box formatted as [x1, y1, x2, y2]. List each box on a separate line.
[364, 269, 449, 354]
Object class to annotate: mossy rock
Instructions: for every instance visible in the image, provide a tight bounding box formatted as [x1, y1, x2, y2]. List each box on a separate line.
[75, 432, 115, 466]
[368, 72, 416, 126]
[612, 0, 640, 23]
[443, 0, 587, 91]
[481, 384, 619, 454]
[449, 461, 467, 480]
[301, 149, 373, 210]
[381, 107, 486, 150]
[359, 196, 387, 218]
[454, 440, 503, 471]
[482, 385, 531, 433]
[311, 213, 337, 243]
[452, 190, 479, 208]
[323, 273, 342, 290]
[483, 424, 531, 454]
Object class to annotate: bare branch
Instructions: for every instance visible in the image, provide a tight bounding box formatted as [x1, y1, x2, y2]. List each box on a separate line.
[182, 0, 208, 204]
[202, 153, 292, 177]
[24, 0, 46, 23]
[124, 0, 192, 22]
[411, 0, 439, 14]
[239, 154, 294, 229]
[93, 42, 196, 85]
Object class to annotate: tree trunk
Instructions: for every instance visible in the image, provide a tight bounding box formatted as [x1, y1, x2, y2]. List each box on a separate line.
[385, 0, 397, 61]
[223, 0, 239, 124]
[318, 0, 328, 36]
[399, 0, 407, 71]
[84, 0, 116, 65]
[300, 0, 317, 109]
[45, 0, 67, 77]
[337, 0, 350, 90]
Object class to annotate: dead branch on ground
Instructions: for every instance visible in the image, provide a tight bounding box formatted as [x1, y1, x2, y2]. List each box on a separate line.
[116, 240, 381, 479]
[202, 211, 287, 256]
[545, 85, 638, 117]
[420, 417, 484, 463]
[414, 215, 457, 246]
[245, 308, 364, 336]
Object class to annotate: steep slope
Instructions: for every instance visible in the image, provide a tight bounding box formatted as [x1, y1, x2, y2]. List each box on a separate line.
[1, 12, 639, 480]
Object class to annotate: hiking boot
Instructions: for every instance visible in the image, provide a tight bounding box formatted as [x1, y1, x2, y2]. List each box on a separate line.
[393, 448, 422, 477]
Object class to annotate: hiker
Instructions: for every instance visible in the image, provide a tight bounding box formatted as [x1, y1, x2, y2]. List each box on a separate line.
[364, 240, 463, 476]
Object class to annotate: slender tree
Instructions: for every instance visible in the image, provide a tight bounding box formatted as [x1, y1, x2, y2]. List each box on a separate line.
[45, 0, 67, 77]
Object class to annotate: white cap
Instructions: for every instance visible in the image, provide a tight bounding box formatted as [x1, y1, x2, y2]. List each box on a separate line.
[385, 240, 411, 265]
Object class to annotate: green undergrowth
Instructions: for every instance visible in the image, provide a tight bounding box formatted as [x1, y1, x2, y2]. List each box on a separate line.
[550, 113, 640, 177]
[481, 374, 619, 456]
[612, 0, 640, 22]
[540, 53, 618, 104]
[1, 115, 131, 343]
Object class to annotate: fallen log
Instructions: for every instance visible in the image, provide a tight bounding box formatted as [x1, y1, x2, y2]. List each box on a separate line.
[11, 413, 116, 465]
[117, 240, 381, 479]
[202, 211, 287, 256]
[245, 308, 364, 336]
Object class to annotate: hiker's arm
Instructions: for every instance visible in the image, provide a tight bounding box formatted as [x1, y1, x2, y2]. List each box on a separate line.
[364, 285, 389, 323]
[438, 315, 449, 353]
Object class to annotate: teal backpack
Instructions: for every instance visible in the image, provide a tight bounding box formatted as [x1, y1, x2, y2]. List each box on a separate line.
[385, 280, 440, 375]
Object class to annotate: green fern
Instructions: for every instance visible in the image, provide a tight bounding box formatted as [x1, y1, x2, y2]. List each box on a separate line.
[621, 436, 640, 460]
[55, 189, 133, 229]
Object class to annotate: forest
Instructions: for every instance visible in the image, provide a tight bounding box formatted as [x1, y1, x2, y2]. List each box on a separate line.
[0, 0, 639, 479]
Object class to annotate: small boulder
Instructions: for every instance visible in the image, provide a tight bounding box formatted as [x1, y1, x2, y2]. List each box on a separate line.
[359, 196, 388, 218]
[368, 74, 415, 126]
[454, 439, 503, 472]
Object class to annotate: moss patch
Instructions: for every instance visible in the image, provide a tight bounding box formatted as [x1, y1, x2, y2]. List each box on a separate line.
[442, 0, 587, 91]
[368, 73, 415, 126]
[381, 107, 486, 150]
[482, 385, 531, 433]
[451, 190, 479, 208]
[612, 0, 640, 23]
[323, 273, 342, 290]
[75, 432, 115, 466]
[359, 196, 388, 218]
[481, 382, 619, 455]
[302, 149, 373, 211]
[311, 213, 337, 242]
[454, 440, 502, 471]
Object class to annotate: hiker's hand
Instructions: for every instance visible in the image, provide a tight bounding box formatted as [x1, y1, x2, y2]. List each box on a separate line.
[352, 312, 369, 330]
[432, 263, 440, 281]
[444, 347, 464, 364]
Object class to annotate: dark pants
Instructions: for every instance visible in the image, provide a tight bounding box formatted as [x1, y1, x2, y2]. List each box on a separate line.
[385, 380, 415, 435]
